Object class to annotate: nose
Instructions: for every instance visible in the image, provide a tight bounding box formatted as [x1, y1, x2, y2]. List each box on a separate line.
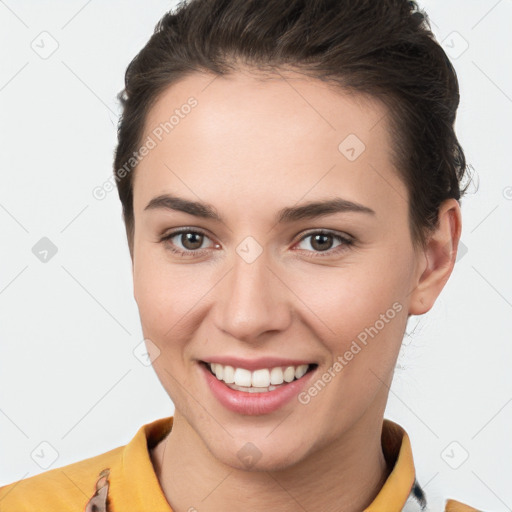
[214, 249, 292, 343]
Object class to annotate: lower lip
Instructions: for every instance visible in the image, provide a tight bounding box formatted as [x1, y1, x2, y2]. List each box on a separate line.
[200, 362, 317, 416]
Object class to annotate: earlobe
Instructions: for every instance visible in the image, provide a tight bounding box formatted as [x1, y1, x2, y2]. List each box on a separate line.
[408, 199, 462, 316]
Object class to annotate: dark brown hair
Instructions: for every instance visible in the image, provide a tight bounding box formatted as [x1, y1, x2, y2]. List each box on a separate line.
[113, 0, 468, 259]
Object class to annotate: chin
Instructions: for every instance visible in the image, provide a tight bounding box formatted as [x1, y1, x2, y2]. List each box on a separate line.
[209, 440, 309, 473]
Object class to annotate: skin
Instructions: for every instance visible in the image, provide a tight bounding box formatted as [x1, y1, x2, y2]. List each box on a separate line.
[131, 69, 462, 512]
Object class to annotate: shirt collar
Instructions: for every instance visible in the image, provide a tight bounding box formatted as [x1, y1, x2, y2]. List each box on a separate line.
[92, 416, 425, 511]
[365, 418, 426, 511]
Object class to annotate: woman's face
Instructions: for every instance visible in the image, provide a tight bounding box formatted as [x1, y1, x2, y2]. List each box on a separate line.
[131, 70, 426, 470]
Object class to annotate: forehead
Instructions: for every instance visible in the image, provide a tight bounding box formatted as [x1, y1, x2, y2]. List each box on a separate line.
[133, 69, 405, 219]
[141, 69, 391, 154]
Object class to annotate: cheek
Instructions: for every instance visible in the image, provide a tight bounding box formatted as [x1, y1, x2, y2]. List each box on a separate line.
[296, 267, 404, 331]
[291, 265, 409, 430]
[289, 249, 411, 363]
[133, 248, 211, 342]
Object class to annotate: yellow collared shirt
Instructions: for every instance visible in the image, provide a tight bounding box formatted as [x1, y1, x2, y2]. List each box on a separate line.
[0, 417, 480, 511]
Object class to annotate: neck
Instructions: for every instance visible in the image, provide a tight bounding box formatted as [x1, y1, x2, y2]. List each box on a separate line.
[150, 409, 390, 512]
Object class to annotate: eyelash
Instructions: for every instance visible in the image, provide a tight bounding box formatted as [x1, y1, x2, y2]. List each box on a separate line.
[158, 227, 354, 259]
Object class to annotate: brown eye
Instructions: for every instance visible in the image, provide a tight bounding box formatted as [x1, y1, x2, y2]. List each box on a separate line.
[179, 232, 204, 250]
[295, 230, 354, 258]
[310, 233, 334, 252]
[159, 228, 217, 257]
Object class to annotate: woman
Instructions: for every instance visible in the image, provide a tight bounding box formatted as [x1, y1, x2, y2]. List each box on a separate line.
[0, 0, 480, 510]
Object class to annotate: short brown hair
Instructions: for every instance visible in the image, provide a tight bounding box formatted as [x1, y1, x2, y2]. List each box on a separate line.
[113, 0, 469, 259]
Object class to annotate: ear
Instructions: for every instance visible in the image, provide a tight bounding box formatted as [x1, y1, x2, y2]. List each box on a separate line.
[408, 198, 462, 316]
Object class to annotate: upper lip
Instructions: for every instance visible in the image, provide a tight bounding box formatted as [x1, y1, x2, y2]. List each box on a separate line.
[200, 356, 316, 371]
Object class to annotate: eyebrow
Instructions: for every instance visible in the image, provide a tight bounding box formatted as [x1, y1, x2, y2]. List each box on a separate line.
[144, 193, 375, 223]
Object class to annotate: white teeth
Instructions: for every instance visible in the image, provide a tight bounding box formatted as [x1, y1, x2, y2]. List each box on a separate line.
[207, 362, 311, 389]
[295, 364, 308, 379]
[270, 367, 284, 385]
[234, 368, 252, 387]
[251, 369, 270, 388]
[223, 365, 235, 384]
[283, 366, 296, 383]
[226, 382, 281, 393]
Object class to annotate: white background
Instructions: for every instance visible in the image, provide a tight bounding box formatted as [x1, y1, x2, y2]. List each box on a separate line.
[0, 1, 511, 510]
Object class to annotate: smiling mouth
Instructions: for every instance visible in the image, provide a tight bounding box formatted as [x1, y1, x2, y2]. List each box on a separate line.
[200, 360, 318, 392]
